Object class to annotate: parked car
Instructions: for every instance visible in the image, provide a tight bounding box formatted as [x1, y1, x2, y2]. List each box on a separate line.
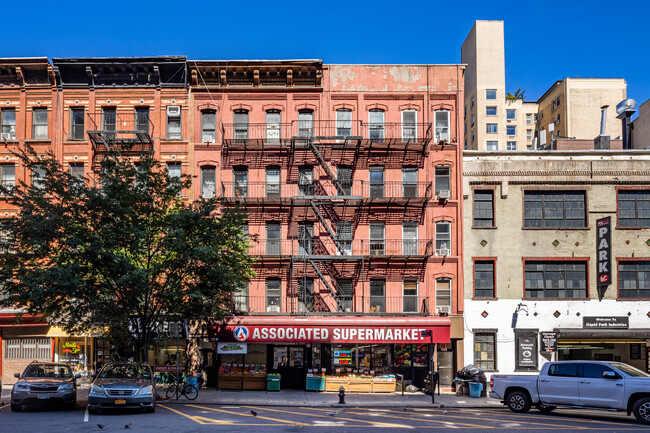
[11, 362, 79, 412]
[87, 362, 156, 413]
[490, 361, 650, 425]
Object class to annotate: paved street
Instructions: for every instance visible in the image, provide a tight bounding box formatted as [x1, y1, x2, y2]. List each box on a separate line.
[1, 402, 647, 432]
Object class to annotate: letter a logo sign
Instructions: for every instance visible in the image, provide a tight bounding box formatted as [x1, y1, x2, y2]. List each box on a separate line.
[233, 326, 249, 342]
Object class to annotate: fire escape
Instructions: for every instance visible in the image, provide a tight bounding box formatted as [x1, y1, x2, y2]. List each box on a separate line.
[87, 110, 154, 170]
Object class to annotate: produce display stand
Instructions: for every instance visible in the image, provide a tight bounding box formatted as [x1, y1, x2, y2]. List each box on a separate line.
[218, 363, 267, 391]
[372, 377, 396, 393]
[323, 375, 396, 393]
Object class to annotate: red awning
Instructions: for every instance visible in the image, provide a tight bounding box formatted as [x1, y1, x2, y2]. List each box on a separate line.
[210, 316, 451, 344]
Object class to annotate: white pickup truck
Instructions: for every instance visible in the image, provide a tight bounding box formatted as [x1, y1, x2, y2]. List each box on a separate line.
[489, 361, 650, 425]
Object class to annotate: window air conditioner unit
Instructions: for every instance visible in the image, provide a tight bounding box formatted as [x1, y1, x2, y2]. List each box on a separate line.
[437, 190, 450, 200]
[0, 133, 11, 141]
[167, 106, 181, 116]
[436, 306, 450, 314]
[438, 249, 450, 257]
[202, 135, 215, 144]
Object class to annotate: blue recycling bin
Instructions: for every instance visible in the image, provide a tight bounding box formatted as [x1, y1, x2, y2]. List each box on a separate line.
[469, 382, 483, 398]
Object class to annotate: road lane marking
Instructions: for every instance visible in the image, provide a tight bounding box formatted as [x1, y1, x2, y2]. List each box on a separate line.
[245, 405, 412, 428]
[188, 404, 310, 426]
[444, 408, 638, 428]
[83, 407, 89, 422]
[160, 404, 233, 425]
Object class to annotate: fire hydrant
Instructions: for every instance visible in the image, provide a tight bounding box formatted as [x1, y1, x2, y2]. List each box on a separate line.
[338, 386, 346, 404]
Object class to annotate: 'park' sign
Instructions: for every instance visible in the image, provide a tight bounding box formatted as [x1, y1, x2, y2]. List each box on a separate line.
[596, 216, 611, 301]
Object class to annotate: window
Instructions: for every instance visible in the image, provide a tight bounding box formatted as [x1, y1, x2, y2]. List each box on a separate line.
[618, 261, 650, 299]
[402, 222, 418, 255]
[298, 277, 314, 312]
[298, 166, 314, 196]
[369, 222, 385, 255]
[434, 110, 450, 141]
[524, 261, 587, 299]
[435, 221, 451, 255]
[526, 129, 533, 140]
[551, 96, 560, 111]
[403, 279, 418, 313]
[201, 110, 216, 143]
[583, 363, 617, 378]
[298, 110, 314, 137]
[336, 221, 353, 255]
[618, 190, 650, 228]
[369, 166, 384, 198]
[233, 283, 248, 312]
[337, 279, 353, 312]
[548, 363, 578, 377]
[486, 89, 497, 100]
[297, 221, 314, 255]
[506, 141, 517, 150]
[266, 222, 281, 255]
[266, 109, 281, 144]
[233, 109, 249, 141]
[473, 332, 496, 371]
[102, 108, 116, 139]
[436, 279, 451, 309]
[534, 113, 539, 123]
[631, 344, 643, 359]
[31, 164, 46, 190]
[32, 108, 48, 139]
[486, 106, 497, 116]
[486, 141, 498, 151]
[434, 165, 450, 196]
[526, 113, 532, 125]
[200, 166, 216, 198]
[471, 113, 475, 126]
[470, 96, 475, 108]
[368, 109, 384, 142]
[506, 109, 516, 120]
[1, 108, 16, 139]
[474, 261, 495, 298]
[167, 162, 181, 181]
[473, 190, 494, 227]
[471, 130, 475, 142]
[166, 106, 182, 139]
[402, 166, 418, 198]
[266, 166, 281, 199]
[266, 279, 281, 312]
[337, 166, 352, 195]
[336, 109, 352, 136]
[135, 107, 149, 134]
[233, 167, 248, 198]
[69, 162, 84, 184]
[369, 279, 385, 313]
[524, 191, 586, 228]
[3, 338, 51, 359]
[70, 108, 85, 140]
[506, 125, 516, 136]
[486, 123, 498, 134]
[0, 163, 16, 190]
[401, 110, 417, 141]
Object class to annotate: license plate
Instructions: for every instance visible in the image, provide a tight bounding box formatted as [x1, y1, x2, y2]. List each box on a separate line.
[38, 394, 49, 400]
[114, 399, 126, 404]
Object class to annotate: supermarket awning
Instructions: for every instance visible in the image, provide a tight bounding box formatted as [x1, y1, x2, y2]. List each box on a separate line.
[209, 316, 450, 344]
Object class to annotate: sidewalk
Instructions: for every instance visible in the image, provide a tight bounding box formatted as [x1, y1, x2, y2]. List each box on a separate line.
[1, 387, 502, 409]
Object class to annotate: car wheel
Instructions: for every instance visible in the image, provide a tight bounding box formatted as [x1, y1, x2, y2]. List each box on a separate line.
[506, 391, 531, 413]
[535, 403, 556, 414]
[11, 403, 22, 412]
[633, 397, 650, 425]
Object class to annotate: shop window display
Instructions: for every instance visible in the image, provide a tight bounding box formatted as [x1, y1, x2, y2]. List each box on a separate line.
[218, 344, 267, 390]
[394, 343, 428, 367]
[327, 343, 396, 392]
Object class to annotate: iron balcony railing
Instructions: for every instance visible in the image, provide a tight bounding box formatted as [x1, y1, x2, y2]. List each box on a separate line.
[358, 122, 432, 144]
[221, 180, 432, 200]
[229, 295, 433, 315]
[221, 123, 293, 145]
[86, 112, 155, 149]
[246, 239, 433, 257]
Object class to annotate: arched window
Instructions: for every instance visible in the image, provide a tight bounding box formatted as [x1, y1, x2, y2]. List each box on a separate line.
[298, 109, 314, 137]
[336, 109, 352, 136]
[233, 109, 248, 141]
[435, 221, 451, 256]
[200, 166, 216, 198]
[368, 109, 384, 142]
[434, 110, 450, 141]
[265, 109, 281, 144]
[201, 110, 216, 143]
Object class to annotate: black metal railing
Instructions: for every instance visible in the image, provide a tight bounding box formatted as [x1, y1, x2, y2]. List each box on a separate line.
[230, 295, 433, 314]
[246, 239, 433, 257]
[87, 112, 155, 148]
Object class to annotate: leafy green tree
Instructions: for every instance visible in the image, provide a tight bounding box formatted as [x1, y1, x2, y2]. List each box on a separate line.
[0, 149, 254, 361]
[506, 89, 526, 100]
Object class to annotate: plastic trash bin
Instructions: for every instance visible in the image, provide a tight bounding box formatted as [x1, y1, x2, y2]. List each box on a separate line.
[267, 373, 281, 391]
[469, 382, 483, 398]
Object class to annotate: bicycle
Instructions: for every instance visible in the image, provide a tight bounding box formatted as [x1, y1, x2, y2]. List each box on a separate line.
[165, 380, 198, 400]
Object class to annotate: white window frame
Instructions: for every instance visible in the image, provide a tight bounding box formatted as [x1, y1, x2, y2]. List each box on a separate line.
[506, 109, 516, 120]
[435, 278, 452, 308]
[435, 221, 451, 255]
[32, 108, 48, 139]
[166, 106, 182, 139]
[506, 141, 517, 151]
[402, 222, 418, 255]
[401, 109, 417, 141]
[486, 141, 498, 151]
[200, 166, 216, 198]
[403, 279, 419, 313]
[434, 110, 450, 141]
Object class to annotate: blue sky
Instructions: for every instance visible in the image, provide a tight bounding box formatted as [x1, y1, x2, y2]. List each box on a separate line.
[5, 0, 649, 107]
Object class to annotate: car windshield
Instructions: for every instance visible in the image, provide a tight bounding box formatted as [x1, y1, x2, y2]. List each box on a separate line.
[99, 364, 151, 379]
[608, 362, 650, 377]
[23, 364, 72, 378]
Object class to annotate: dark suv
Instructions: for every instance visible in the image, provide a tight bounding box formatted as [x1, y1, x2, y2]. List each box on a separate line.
[11, 362, 79, 411]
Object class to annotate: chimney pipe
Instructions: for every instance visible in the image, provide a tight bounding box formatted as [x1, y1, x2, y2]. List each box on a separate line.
[600, 105, 609, 136]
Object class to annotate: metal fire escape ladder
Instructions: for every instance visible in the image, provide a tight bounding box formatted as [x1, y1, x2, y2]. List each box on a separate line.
[309, 259, 345, 312]
[309, 201, 345, 255]
[307, 139, 346, 196]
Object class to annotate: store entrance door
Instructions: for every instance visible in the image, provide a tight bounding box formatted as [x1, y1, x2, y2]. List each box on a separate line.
[272, 345, 306, 389]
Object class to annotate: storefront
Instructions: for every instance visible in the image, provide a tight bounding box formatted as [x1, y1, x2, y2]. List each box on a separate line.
[208, 316, 451, 391]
